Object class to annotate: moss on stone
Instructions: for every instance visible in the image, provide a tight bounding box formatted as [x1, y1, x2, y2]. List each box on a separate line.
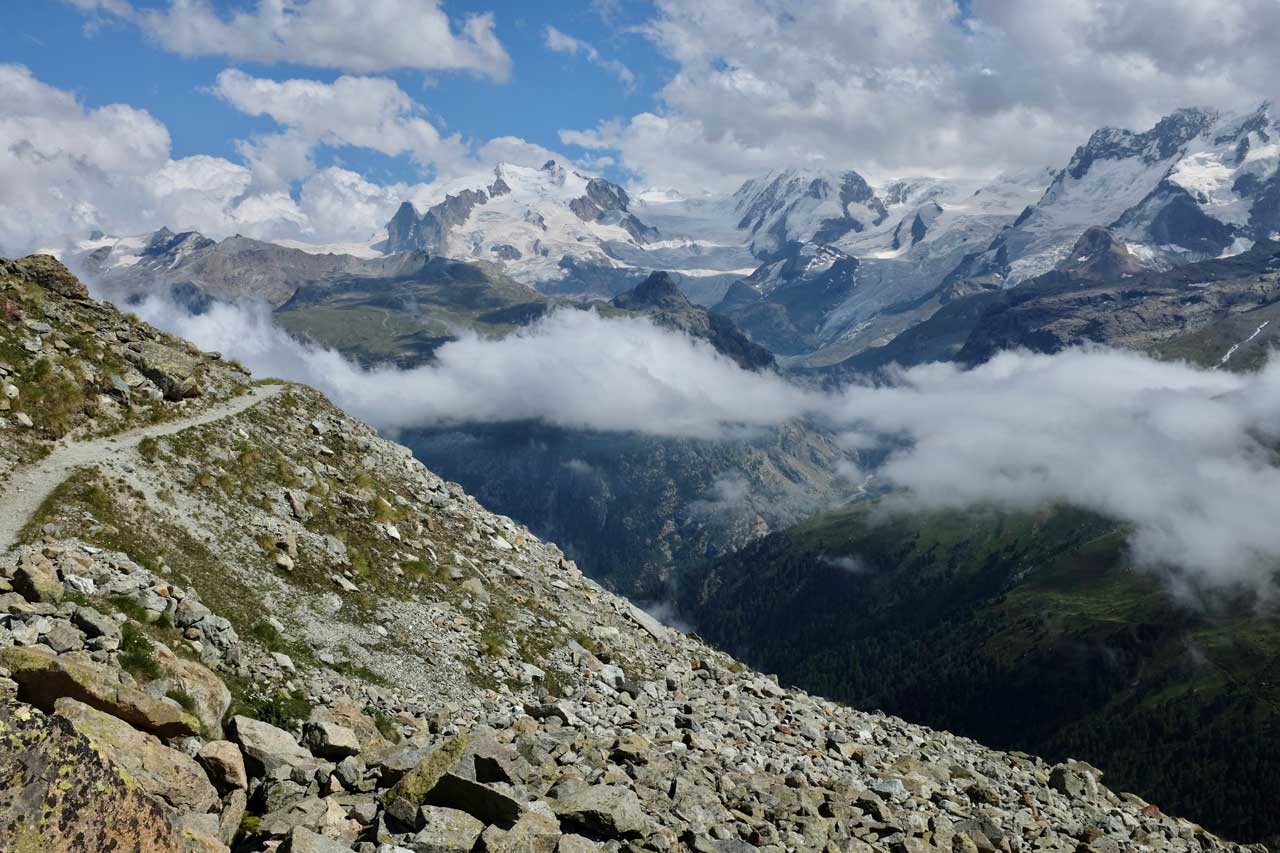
[381, 733, 471, 822]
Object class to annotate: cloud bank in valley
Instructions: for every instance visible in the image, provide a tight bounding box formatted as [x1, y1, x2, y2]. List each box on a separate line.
[833, 351, 1280, 595]
[115, 293, 818, 439]
[111, 286, 1280, 596]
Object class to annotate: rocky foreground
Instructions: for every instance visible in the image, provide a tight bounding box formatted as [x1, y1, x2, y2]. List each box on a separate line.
[0, 258, 1266, 852]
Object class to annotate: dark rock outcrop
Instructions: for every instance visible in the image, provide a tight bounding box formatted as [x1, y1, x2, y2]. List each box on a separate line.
[613, 272, 775, 371]
[1057, 226, 1146, 280]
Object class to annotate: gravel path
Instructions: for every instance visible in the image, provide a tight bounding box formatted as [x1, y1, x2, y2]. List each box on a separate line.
[0, 383, 284, 553]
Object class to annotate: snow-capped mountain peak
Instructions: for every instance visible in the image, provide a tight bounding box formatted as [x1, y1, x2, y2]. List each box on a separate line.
[950, 103, 1280, 285]
[729, 168, 890, 258]
[380, 161, 662, 285]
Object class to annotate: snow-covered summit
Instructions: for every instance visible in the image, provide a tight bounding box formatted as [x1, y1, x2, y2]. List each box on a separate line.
[952, 103, 1280, 285]
[380, 161, 661, 285]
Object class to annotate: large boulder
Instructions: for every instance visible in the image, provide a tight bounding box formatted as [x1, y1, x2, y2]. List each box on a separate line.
[12, 552, 63, 604]
[310, 697, 392, 756]
[302, 719, 361, 759]
[426, 773, 526, 829]
[259, 796, 356, 843]
[0, 701, 189, 852]
[218, 789, 248, 847]
[0, 645, 200, 738]
[199, 739, 248, 792]
[283, 826, 352, 853]
[155, 644, 231, 738]
[409, 805, 485, 852]
[72, 605, 120, 639]
[14, 254, 90, 299]
[478, 811, 561, 853]
[258, 797, 329, 838]
[54, 697, 219, 814]
[552, 785, 648, 838]
[381, 734, 470, 826]
[228, 714, 314, 775]
[404, 726, 528, 828]
[126, 341, 203, 400]
[1049, 761, 1101, 801]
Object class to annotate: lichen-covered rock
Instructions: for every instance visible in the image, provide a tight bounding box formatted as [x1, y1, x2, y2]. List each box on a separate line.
[426, 772, 526, 829]
[302, 719, 361, 759]
[12, 552, 62, 604]
[381, 734, 470, 826]
[282, 826, 351, 853]
[54, 697, 219, 815]
[217, 789, 247, 846]
[127, 341, 203, 400]
[0, 645, 200, 738]
[228, 714, 314, 775]
[14, 254, 90, 299]
[478, 810, 561, 853]
[258, 796, 330, 838]
[556, 834, 603, 853]
[155, 644, 231, 738]
[0, 700, 188, 852]
[1050, 761, 1100, 801]
[310, 697, 392, 756]
[551, 785, 648, 839]
[71, 605, 119, 639]
[410, 805, 485, 852]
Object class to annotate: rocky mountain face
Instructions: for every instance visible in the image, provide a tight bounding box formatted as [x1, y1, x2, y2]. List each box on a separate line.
[698, 170, 1049, 366]
[946, 105, 1280, 289]
[59, 103, 1280, 369]
[1054, 226, 1147, 280]
[610, 272, 775, 371]
[711, 243, 861, 357]
[77, 228, 430, 309]
[362, 162, 1047, 338]
[699, 104, 1280, 368]
[2, 259, 1258, 852]
[403, 419, 854, 599]
[729, 169, 890, 259]
[827, 232, 1280, 376]
[956, 237, 1280, 366]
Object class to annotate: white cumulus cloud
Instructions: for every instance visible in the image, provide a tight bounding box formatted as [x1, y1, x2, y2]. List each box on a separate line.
[0, 64, 306, 254]
[0, 65, 579, 250]
[213, 69, 472, 183]
[563, 0, 1280, 190]
[544, 25, 636, 91]
[68, 0, 512, 79]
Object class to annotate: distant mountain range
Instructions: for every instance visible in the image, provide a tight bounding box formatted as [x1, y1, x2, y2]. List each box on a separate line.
[64, 103, 1280, 374]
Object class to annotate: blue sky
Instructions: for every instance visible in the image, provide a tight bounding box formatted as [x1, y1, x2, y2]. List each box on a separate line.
[4, 0, 667, 186]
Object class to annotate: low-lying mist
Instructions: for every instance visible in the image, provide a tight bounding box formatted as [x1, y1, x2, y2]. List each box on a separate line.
[107, 283, 1280, 599]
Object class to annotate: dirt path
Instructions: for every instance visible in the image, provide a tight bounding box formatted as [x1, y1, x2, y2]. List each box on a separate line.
[0, 383, 284, 553]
